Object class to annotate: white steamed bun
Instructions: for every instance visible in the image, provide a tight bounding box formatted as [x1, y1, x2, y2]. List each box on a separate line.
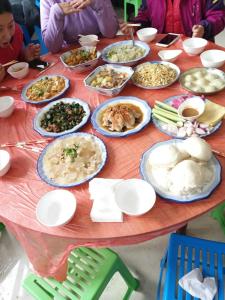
[181, 137, 212, 161]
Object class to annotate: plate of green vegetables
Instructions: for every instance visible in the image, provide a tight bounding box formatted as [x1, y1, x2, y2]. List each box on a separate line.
[152, 95, 221, 139]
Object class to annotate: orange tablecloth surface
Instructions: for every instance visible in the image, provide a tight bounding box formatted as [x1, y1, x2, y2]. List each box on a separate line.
[0, 35, 225, 280]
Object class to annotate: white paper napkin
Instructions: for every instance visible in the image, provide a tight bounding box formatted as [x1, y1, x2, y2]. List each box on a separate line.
[89, 178, 123, 222]
[178, 268, 217, 300]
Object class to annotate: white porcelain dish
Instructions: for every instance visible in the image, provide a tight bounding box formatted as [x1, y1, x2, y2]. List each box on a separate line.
[84, 64, 134, 96]
[0, 150, 11, 177]
[91, 96, 151, 137]
[60, 46, 101, 73]
[132, 61, 180, 90]
[101, 40, 150, 66]
[178, 96, 205, 121]
[36, 190, 76, 227]
[183, 38, 207, 56]
[200, 49, 225, 68]
[0, 96, 15, 118]
[140, 139, 221, 203]
[158, 50, 182, 62]
[136, 27, 157, 43]
[79, 34, 99, 47]
[114, 179, 156, 216]
[33, 98, 90, 137]
[7, 62, 29, 79]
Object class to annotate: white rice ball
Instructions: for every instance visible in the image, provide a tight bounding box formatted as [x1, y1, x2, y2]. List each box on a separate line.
[182, 136, 212, 161]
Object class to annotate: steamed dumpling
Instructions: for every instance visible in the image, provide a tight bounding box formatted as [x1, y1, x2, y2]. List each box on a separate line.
[203, 85, 217, 93]
[148, 144, 186, 169]
[168, 159, 204, 195]
[182, 136, 212, 161]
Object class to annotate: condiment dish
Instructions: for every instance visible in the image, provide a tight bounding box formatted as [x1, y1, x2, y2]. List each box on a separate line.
[79, 35, 99, 47]
[178, 96, 205, 121]
[7, 62, 29, 79]
[158, 50, 182, 62]
[200, 49, 225, 68]
[0, 96, 15, 118]
[36, 190, 77, 227]
[183, 38, 207, 56]
[0, 150, 11, 177]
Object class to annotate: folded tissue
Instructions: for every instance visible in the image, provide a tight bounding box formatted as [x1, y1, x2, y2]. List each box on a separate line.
[178, 268, 217, 300]
[89, 178, 123, 222]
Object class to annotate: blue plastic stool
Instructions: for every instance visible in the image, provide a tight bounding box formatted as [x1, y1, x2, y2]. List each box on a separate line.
[157, 233, 225, 300]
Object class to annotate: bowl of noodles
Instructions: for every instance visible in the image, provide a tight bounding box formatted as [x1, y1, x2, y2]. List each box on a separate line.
[37, 133, 107, 187]
[132, 61, 180, 89]
[101, 40, 150, 66]
[60, 46, 101, 73]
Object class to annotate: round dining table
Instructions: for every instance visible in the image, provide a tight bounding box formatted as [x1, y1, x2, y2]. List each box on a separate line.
[0, 35, 225, 280]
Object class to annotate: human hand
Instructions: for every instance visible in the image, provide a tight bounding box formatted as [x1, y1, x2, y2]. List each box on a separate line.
[119, 22, 133, 35]
[0, 65, 5, 82]
[24, 44, 40, 62]
[71, 0, 92, 10]
[59, 1, 82, 15]
[192, 25, 204, 38]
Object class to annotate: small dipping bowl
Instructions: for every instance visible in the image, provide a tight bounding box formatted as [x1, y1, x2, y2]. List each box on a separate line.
[0, 96, 15, 118]
[0, 150, 11, 176]
[79, 35, 99, 47]
[200, 49, 225, 68]
[136, 27, 158, 43]
[158, 50, 182, 62]
[178, 96, 205, 121]
[36, 190, 77, 227]
[7, 62, 29, 79]
[183, 38, 207, 56]
[114, 179, 156, 216]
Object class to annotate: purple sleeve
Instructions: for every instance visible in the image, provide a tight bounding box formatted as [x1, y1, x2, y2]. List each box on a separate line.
[133, 0, 151, 27]
[200, 0, 225, 40]
[90, 0, 119, 38]
[40, 0, 65, 53]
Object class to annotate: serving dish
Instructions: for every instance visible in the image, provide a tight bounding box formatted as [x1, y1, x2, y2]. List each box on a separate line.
[60, 46, 101, 73]
[84, 64, 134, 96]
[101, 40, 150, 66]
[180, 67, 225, 95]
[132, 61, 180, 89]
[37, 132, 107, 188]
[152, 95, 221, 138]
[91, 96, 151, 137]
[21, 75, 70, 104]
[33, 98, 90, 137]
[140, 139, 221, 203]
[200, 49, 225, 68]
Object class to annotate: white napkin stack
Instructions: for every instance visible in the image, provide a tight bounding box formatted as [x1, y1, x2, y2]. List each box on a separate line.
[89, 178, 124, 222]
[178, 268, 217, 300]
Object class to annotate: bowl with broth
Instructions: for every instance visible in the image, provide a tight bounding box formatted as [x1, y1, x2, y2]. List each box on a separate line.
[178, 96, 205, 121]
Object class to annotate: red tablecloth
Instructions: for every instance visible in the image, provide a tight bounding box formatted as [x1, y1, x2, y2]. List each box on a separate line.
[0, 35, 225, 280]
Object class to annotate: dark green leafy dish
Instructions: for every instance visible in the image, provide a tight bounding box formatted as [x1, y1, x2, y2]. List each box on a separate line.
[40, 101, 86, 133]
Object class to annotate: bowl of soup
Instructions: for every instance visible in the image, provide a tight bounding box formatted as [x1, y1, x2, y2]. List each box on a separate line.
[178, 96, 205, 121]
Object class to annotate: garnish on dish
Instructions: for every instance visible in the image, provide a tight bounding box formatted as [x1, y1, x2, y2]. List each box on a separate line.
[63, 48, 97, 66]
[101, 103, 143, 132]
[26, 76, 65, 101]
[40, 101, 86, 133]
[90, 68, 128, 89]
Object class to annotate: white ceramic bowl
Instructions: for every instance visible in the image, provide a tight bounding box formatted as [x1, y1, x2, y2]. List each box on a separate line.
[0, 150, 11, 176]
[158, 50, 182, 62]
[36, 190, 77, 227]
[178, 96, 205, 121]
[114, 179, 156, 216]
[0, 96, 15, 118]
[136, 27, 158, 43]
[84, 64, 134, 96]
[200, 49, 225, 68]
[7, 62, 29, 79]
[60, 46, 101, 73]
[79, 35, 99, 47]
[183, 38, 207, 56]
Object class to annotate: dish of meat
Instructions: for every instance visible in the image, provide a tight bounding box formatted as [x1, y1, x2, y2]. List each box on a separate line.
[91, 96, 151, 137]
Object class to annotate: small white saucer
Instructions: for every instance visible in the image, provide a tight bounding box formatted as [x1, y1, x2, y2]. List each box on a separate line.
[36, 190, 76, 227]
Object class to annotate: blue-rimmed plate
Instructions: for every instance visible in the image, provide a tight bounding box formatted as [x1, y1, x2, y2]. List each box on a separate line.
[37, 132, 107, 187]
[132, 61, 180, 89]
[91, 96, 151, 137]
[152, 95, 222, 139]
[21, 75, 70, 104]
[140, 139, 221, 203]
[33, 98, 90, 137]
[101, 40, 150, 66]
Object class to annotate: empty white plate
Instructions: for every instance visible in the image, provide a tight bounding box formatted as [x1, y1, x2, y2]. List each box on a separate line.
[114, 179, 156, 216]
[36, 190, 76, 227]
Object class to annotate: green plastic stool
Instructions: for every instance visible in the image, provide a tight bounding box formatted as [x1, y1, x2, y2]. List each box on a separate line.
[124, 0, 142, 21]
[23, 247, 139, 300]
[211, 202, 225, 235]
[0, 223, 5, 232]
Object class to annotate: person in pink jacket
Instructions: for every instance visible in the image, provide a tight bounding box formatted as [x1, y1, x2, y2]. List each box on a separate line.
[121, 0, 225, 41]
[40, 0, 119, 53]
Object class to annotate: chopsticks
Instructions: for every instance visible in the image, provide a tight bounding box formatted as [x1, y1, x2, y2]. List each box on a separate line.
[2, 60, 18, 67]
[36, 61, 58, 76]
[0, 139, 52, 148]
[212, 149, 225, 158]
[126, 23, 141, 27]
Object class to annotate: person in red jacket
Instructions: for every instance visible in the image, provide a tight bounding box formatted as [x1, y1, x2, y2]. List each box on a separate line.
[0, 0, 40, 82]
[120, 0, 225, 41]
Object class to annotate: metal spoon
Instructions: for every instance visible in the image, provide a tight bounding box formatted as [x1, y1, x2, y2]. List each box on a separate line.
[129, 27, 135, 47]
